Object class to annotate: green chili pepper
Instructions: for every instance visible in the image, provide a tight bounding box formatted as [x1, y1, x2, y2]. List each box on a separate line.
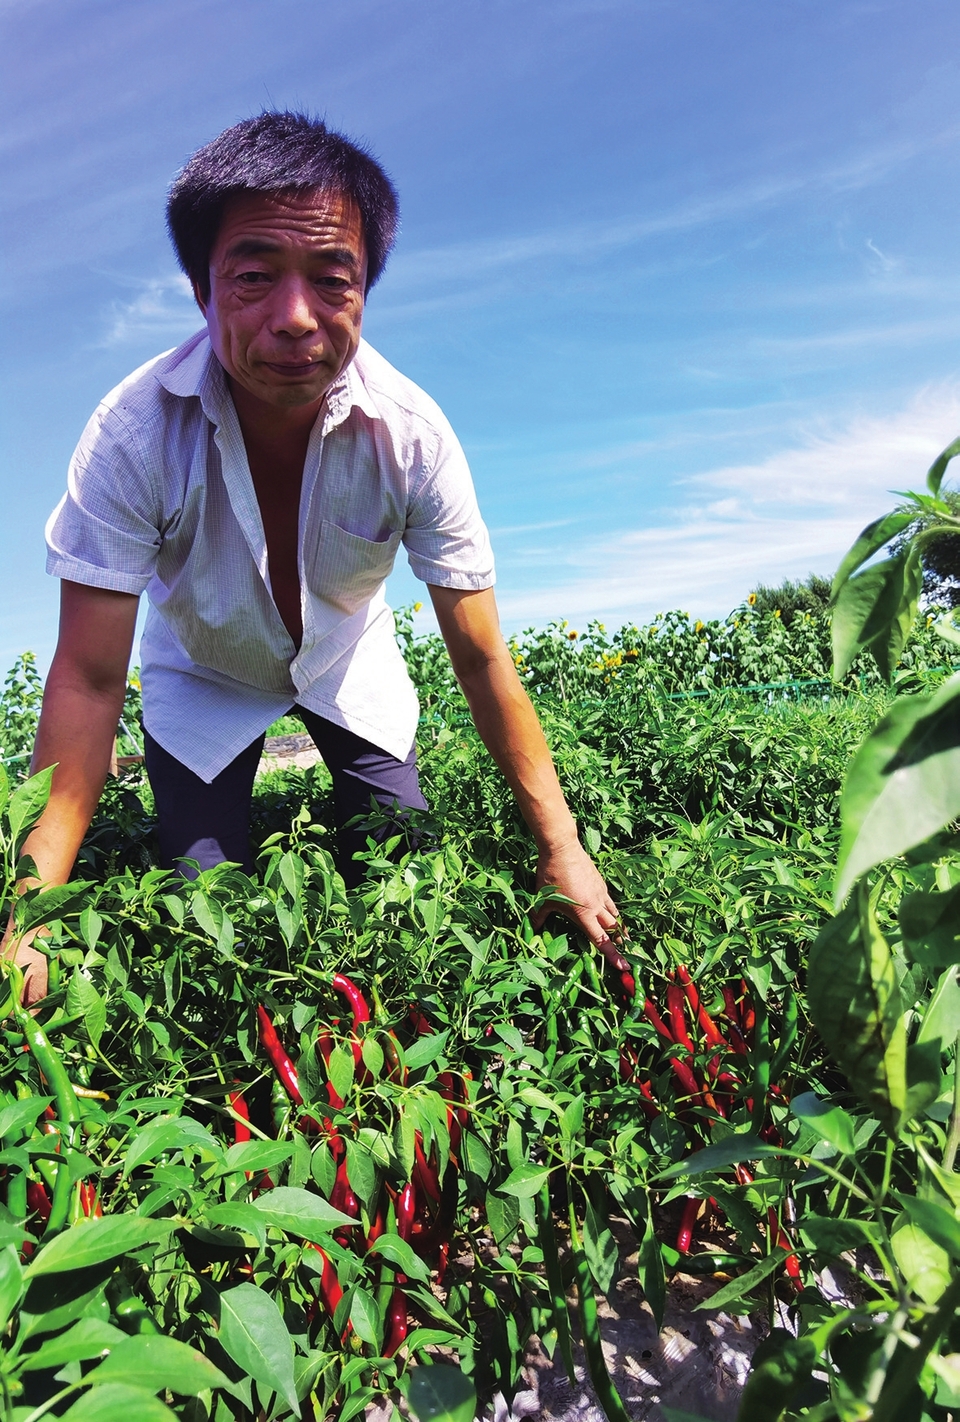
[768, 985, 798, 1085]
[11, 969, 81, 1234]
[569, 1199, 631, 1422]
[536, 1181, 575, 1385]
[750, 997, 770, 1136]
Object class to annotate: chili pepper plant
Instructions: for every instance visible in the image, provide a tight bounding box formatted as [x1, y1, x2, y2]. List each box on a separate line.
[0, 459, 959, 1420]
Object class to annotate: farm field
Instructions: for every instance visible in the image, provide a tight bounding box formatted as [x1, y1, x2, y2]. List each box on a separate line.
[1, 471, 960, 1422]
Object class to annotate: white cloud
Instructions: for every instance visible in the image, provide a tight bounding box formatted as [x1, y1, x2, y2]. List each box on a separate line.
[494, 384, 960, 629]
[99, 274, 199, 346]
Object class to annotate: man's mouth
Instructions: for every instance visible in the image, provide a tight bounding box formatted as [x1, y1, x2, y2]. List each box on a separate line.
[263, 359, 325, 377]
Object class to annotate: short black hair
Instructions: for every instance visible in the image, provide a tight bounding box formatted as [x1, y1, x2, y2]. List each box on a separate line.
[167, 111, 399, 299]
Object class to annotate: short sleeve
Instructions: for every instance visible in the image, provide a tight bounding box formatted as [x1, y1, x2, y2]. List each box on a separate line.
[45, 403, 162, 595]
[402, 417, 496, 590]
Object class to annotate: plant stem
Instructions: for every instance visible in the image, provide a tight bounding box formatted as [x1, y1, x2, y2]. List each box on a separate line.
[872, 1276, 960, 1422]
[942, 1030, 960, 1174]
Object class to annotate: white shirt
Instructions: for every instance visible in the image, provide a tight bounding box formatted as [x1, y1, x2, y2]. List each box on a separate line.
[46, 331, 495, 781]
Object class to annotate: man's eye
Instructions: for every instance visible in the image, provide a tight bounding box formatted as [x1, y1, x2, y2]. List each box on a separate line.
[317, 276, 350, 290]
[237, 270, 270, 284]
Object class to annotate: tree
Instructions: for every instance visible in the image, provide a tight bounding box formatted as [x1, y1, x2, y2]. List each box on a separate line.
[747, 573, 832, 626]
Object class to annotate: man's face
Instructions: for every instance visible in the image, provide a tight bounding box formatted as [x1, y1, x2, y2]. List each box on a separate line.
[195, 188, 367, 413]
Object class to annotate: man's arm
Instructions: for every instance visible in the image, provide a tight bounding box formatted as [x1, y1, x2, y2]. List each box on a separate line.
[428, 585, 621, 952]
[2, 581, 139, 1002]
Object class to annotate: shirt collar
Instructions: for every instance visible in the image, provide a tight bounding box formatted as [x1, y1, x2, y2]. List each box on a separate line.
[155, 329, 380, 429]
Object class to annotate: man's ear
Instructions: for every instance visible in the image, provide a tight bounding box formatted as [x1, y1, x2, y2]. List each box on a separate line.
[191, 277, 208, 316]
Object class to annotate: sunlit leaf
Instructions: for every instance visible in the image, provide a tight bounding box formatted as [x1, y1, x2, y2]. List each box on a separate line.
[835, 673, 960, 906]
[216, 1283, 300, 1418]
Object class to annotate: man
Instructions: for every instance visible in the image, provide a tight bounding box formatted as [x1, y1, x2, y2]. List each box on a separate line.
[7, 112, 620, 1003]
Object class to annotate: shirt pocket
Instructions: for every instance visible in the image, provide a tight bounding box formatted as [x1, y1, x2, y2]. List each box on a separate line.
[311, 520, 403, 616]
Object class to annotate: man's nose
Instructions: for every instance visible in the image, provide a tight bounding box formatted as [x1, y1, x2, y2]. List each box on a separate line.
[269, 277, 319, 337]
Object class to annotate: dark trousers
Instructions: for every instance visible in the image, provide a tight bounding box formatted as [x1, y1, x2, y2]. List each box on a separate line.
[143, 707, 427, 888]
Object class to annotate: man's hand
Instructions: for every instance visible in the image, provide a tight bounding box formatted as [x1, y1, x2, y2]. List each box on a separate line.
[1, 924, 49, 1007]
[428, 585, 625, 961]
[532, 837, 627, 967]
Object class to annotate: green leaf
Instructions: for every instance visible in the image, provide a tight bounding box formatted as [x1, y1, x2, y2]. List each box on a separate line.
[926, 434, 960, 497]
[78, 906, 103, 951]
[250, 1185, 358, 1243]
[831, 508, 917, 600]
[122, 1117, 197, 1178]
[361, 1035, 384, 1078]
[918, 966, 960, 1050]
[791, 1092, 856, 1154]
[344, 1138, 377, 1210]
[92, 1334, 230, 1395]
[0, 1244, 22, 1333]
[348, 1286, 381, 1349]
[835, 673, 960, 906]
[66, 968, 106, 1049]
[807, 887, 907, 1133]
[462, 1132, 491, 1182]
[202, 1203, 267, 1247]
[799, 1215, 878, 1254]
[638, 1215, 665, 1331]
[0, 761, 8, 816]
[24, 1217, 175, 1277]
[367, 1232, 431, 1283]
[402, 1363, 477, 1422]
[900, 884, 960, 967]
[498, 1163, 551, 1198]
[656, 1133, 779, 1180]
[221, 1140, 294, 1176]
[831, 549, 921, 682]
[60, 1383, 177, 1421]
[583, 1199, 618, 1296]
[0, 1096, 53, 1141]
[694, 1249, 785, 1312]
[327, 1043, 355, 1103]
[278, 850, 305, 901]
[216, 1283, 300, 1418]
[7, 765, 54, 853]
[892, 1193, 960, 1261]
[20, 1317, 127, 1371]
[891, 1214, 952, 1305]
[486, 1192, 519, 1250]
[15, 882, 91, 934]
[404, 1030, 449, 1073]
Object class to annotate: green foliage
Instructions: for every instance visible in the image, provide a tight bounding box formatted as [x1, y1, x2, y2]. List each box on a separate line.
[2, 542, 960, 1419]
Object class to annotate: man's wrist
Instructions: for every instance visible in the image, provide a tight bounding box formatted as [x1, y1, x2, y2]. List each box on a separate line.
[533, 815, 580, 857]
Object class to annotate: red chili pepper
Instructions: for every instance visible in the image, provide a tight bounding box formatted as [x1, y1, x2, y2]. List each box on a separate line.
[638, 1079, 659, 1119]
[396, 1182, 415, 1241]
[643, 997, 674, 1044]
[620, 970, 636, 1000]
[229, 1086, 251, 1144]
[306, 1241, 345, 1319]
[666, 983, 696, 1055]
[79, 1181, 102, 1218]
[768, 1208, 802, 1289]
[257, 1006, 303, 1106]
[383, 1286, 408, 1357]
[413, 1137, 442, 1206]
[668, 1054, 704, 1106]
[739, 980, 756, 1039]
[383, 1032, 406, 1082]
[408, 1006, 433, 1036]
[676, 967, 730, 1051]
[676, 1196, 700, 1255]
[26, 1181, 51, 1223]
[618, 1049, 636, 1083]
[720, 986, 749, 1054]
[333, 974, 370, 1030]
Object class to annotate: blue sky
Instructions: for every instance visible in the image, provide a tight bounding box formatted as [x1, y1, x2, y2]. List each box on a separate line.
[3, 0, 960, 668]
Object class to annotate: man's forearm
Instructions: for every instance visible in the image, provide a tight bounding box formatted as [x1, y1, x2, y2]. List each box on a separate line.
[19, 667, 126, 888]
[455, 652, 579, 853]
